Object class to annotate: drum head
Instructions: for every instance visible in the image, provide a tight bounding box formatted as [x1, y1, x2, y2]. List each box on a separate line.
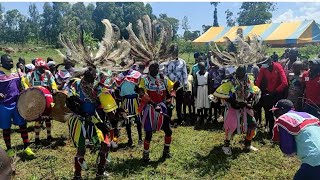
[18, 88, 46, 121]
[50, 91, 71, 123]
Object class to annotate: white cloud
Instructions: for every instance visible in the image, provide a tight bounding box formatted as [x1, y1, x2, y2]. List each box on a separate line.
[273, 3, 320, 23]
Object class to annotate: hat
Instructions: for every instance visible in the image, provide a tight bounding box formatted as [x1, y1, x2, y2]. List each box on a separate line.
[25, 64, 35, 71]
[270, 99, 294, 111]
[47, 61, 56, 66]
[35, 58, 49, 69]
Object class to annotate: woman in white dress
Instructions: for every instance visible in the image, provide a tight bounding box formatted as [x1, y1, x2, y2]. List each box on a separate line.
[194, 62, 210, 122]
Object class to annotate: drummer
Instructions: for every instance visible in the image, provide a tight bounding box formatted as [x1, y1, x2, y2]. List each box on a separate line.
[26, 58, 58, 145]
[0, 54, 35, 157]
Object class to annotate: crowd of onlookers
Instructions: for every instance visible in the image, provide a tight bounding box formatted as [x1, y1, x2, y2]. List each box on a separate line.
[158, 48, 320, 135]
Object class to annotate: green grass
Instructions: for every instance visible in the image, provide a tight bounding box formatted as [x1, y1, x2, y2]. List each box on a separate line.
[0, 48, 300, 179]
[1, 120, 300, 180]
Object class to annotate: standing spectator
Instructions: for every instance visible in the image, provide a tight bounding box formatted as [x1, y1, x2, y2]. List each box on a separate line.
[183, 66, 195, 123]
[208, 64, 225, 123]
[248, 64, 262, 126]
[280, 48, 290, 59]
[302, 59, 320, 118]
[162, 45, 188, 125]
[284, 48, 299, 75]
[256, 57, 288, 137]
[271, 52, 279, 62]
[16, 57, 25, 73]
[194, 62, 210, 125]
[287, 61, 304, 111]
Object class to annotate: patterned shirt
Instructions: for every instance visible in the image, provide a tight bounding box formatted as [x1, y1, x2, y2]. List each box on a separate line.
[162, 58, 188, 88]
[0, 67, 28, 106]
[27, 69, 57, 91]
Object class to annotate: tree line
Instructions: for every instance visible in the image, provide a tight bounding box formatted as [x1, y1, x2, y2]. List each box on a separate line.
[0, 2, 180, 46]
[0, 2, 276, 46]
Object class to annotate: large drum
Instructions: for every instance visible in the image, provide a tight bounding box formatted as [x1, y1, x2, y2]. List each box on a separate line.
[17, 86, 54, 121]
[50, 91, 71, 123]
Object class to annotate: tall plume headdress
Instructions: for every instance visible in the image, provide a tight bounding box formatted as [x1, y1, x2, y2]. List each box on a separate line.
[126, 15, 176, 67]
[57, 19, 133, 74]
[210, 35, 268, 68]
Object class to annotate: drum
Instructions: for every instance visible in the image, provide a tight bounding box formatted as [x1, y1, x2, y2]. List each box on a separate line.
[50, 91, 71, 123]
[17, 86, 54, 121]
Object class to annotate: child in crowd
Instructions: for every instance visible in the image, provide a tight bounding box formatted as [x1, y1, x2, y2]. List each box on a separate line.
[194, 62, 210, 124]
[183, 66, 195, 124]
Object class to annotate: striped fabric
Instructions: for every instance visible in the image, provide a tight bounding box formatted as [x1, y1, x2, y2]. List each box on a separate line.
[272, 111, 320, 141]
[193, 20, 320, 45]
[121, 95, 140, 124]
[67, 114, 104, 149]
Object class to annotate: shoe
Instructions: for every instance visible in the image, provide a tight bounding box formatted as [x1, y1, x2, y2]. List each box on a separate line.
[138, 140, 143, 146]
[265, 126, 269, 133]
[96, 166, 110, 179]
[127, 139, 133, 147]
[162, 150, 172, 159]
[35, 138, 40, 145]
[24, 147, 35, 156]
[244, 145, 258, 151]
[7, 149, 15, 158]
[110, 140, 118, 149]
[222, 146, 232, 155]
[47, 136, 52, 142]
[72, 175, 83, 180]
[142, 151, 150, 163]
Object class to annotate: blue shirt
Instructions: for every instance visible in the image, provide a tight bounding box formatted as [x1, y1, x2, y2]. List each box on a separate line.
[120, 81, 137, 97]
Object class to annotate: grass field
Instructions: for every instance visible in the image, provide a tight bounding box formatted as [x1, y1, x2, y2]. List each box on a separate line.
[1, 120, 300, 180]
[0, 47, 301, 179]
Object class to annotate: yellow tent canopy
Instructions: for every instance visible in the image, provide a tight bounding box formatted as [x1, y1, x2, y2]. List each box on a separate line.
[193, 20, 320, 46]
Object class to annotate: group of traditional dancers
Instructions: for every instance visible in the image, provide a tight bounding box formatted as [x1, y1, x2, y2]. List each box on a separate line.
[0, 16, 319, 179]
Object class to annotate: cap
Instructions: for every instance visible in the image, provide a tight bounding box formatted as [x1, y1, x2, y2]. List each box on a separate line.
[25, 64, 35, 71]
[35, 58, 49, 69]
[47, 61, 56, 66]
[270, 99, 294, 111]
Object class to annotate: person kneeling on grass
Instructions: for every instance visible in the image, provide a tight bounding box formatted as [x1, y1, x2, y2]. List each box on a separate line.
[271, 99, 320, 180]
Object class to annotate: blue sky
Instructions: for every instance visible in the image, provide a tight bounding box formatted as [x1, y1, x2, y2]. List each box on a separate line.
[1, 2, 320, 35]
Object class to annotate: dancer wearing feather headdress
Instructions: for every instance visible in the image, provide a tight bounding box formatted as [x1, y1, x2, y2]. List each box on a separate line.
[210, 35, 265, 155]
[126, 15, 178, 162]
[114, 64, 143, 146]
[58, 19, 132, 179]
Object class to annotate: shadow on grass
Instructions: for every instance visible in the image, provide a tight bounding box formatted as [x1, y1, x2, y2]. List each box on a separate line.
[186, 144, 242, 178]
[109, 155, 167, 177]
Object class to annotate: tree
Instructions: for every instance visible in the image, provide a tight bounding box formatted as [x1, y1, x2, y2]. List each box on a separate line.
[41, 2, 54, 44]
[159, 14, 179, 39]
[183, 30, 200, 41]
[0, 3, 5, 42]
[225, 9, 236, 27]
[92, 2, 124, 40]
[51, 2, 70, 45]
[210, 2, 219, 27]
[4, 9, 26, 43]
[181, 16, 190, 32]
[28, 3, 40, 43]
[237, 2, 276, 26]
[202, 25, 211, 33]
